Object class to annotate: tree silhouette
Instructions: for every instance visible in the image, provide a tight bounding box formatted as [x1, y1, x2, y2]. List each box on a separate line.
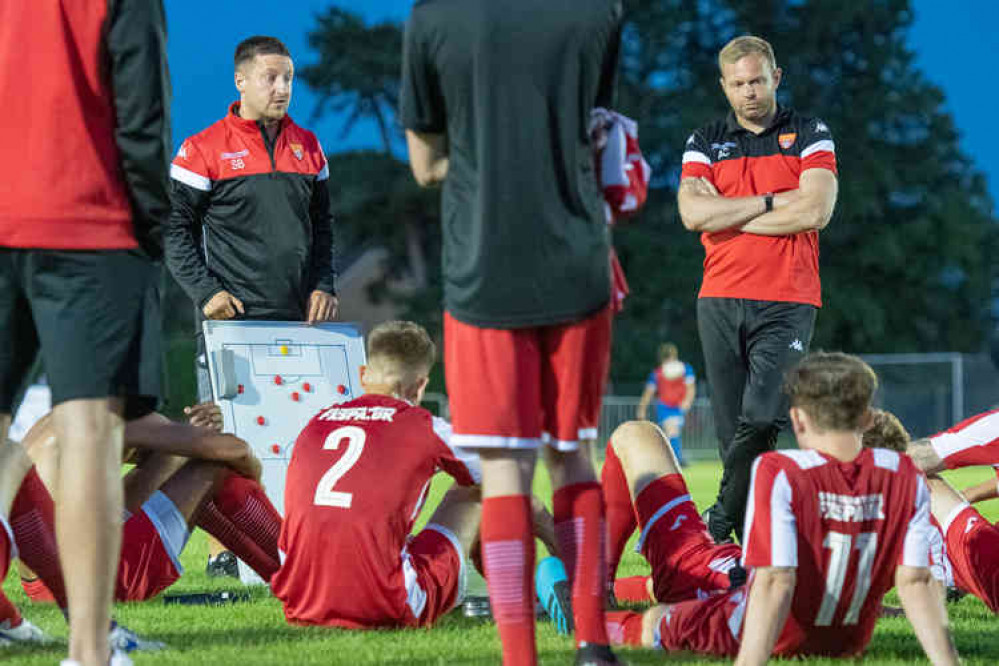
[300, 8, 403, 153]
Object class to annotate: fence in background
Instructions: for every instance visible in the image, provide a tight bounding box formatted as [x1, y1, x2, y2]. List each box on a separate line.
[424, 352, 976, 460]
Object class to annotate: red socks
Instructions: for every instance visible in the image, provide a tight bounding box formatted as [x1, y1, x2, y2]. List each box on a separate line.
[195, 473, 282, 580]
[0, 519, 22, 628]
[481, 494, 536, 666]
[10, 467, 68, 610]
[554, 481, 609, 647]
[613, 575, 652, 603]
[605, 610, 644, 646]
[601, 442, 636, 585]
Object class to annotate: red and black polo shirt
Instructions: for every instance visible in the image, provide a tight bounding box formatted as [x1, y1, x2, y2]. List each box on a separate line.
[681, 107, 836, 307]
[165, 103, 335, 320]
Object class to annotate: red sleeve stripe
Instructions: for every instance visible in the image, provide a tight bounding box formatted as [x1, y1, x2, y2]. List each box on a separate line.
[170, 164, 211, 191]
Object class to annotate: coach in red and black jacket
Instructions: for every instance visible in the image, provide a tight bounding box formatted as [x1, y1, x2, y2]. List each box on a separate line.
[677, 36, 838, 546]
[166, 36, 337, 325]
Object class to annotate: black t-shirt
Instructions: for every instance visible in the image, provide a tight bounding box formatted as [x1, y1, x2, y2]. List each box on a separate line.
[400, 0, 622, 328]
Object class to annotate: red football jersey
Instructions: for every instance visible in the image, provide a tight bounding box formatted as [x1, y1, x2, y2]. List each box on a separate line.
[740, 447, 931, 657]
[271, 394, 481, 628]
[930, 408, 999, 470]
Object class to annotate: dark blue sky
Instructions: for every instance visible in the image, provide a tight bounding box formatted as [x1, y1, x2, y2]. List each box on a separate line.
[166, 1, 997, 206]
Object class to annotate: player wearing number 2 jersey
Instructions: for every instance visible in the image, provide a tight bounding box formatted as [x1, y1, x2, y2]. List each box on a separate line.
[272, 322, 483, 629]
[606, 352, 959, 664]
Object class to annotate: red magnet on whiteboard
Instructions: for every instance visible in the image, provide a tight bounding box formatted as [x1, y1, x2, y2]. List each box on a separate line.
[237, 384, 244, 394]
[337, 384, 347, 395]
[270, 444, 281, 454]
[302, 382, 312, 392]
[256, 416, 266, 426]
[274, 376, 283, 385]
[291, 392, 300, 402]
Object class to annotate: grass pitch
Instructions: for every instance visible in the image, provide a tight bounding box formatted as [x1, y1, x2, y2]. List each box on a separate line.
[4, 461, 999, 664]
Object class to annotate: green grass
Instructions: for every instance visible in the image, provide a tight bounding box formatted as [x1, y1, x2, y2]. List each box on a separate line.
[4, 461, 999, 664]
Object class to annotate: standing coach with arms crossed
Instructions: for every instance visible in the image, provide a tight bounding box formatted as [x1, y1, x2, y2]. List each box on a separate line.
[166, 37, 337, 575]
[678, 36, 838, 544]
[0, 1, 171, 664]
[401, 2, 623, 665]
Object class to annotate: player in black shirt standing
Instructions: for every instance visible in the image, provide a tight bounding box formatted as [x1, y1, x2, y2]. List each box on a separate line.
[401, 2, 623, 665]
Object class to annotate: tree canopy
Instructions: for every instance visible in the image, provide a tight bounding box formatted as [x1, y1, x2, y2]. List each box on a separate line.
[305, 0, 997, 387]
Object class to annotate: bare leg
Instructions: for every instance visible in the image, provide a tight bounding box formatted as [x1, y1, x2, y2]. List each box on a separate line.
[156, 460, 226, 525]
[0, 413, 10, 448]
[54, 397, 124, 666]
[926, 475, 970, 527]
[0, 436, 33, 517]
[425, 484, 482, 552]
[608, 421, 681, 500]
[122, 453, 191, 515]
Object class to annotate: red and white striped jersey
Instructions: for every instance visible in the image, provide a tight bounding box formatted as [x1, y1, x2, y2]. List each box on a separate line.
[930, 409, 999, 473]
[271, 394, 481, 628]
[740, 447, 931, 657]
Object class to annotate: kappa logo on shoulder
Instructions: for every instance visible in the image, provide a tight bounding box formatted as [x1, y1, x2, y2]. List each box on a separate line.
[815, 120, 829, 134]
[789, 338, 804, 352]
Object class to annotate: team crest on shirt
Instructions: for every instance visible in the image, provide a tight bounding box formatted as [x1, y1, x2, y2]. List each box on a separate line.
[778, 132, 797, 149]
[290, 143, 304, 160]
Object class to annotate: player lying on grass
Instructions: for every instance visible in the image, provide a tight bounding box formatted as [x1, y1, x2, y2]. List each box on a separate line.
[906, 408, 999, 503]
[15, 405, 278, 605]
[599, 419, 745, 607]
[867, 409, 999, 614]
[599, 352, 958, 664]
[272, 321, 488, 628]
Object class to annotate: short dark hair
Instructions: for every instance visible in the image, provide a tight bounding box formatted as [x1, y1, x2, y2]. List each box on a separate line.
[658, 343, 678, 363]
[784, 352, 877, 431]
[234, 36, 290, 70]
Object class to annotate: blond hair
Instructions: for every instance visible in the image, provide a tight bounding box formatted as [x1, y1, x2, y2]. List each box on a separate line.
[784, 352, 877, 432]
[366, 321, 436, 390]
[718, 35, 777, 74]
[862, 410, 910, 452]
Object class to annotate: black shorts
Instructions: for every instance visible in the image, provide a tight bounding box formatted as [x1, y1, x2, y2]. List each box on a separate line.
[0, 248, 161, 412]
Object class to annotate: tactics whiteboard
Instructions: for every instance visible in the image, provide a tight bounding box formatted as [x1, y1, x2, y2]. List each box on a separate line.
[202, 321, 366, 517]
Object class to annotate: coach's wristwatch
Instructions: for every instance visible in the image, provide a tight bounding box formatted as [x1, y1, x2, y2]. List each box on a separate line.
[763, 192, 774, 213]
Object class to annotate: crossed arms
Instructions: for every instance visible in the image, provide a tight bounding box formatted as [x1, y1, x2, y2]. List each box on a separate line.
[678, 168, 838, 236]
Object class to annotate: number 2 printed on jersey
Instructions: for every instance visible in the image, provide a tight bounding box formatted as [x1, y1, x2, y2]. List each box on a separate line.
[313, 426, 366, 509]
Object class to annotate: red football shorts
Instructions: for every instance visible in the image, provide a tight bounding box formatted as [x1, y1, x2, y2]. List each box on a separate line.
[444, 305, 612, 451]
[943, 504, 999, 613]
[634, 475, 741, 603]
[655, 589, 743, 656]
[406, 524, 466, 627]
[116, 510, 181, 602]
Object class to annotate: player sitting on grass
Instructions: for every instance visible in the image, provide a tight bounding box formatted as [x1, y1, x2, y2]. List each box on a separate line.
[15, 405, 278, 605]
[599, 352, 958, 664]
[867, 409, 999, 614]
[0, 437, 53, 647]
[271, 321, 485, 629]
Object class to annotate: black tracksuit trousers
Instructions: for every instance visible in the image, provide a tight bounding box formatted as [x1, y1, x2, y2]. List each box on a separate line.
[697, 297, 817, 542]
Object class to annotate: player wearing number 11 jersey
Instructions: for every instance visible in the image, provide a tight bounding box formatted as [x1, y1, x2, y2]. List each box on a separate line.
[272, 322, 482, 629]
[606, 352, 959, 664]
